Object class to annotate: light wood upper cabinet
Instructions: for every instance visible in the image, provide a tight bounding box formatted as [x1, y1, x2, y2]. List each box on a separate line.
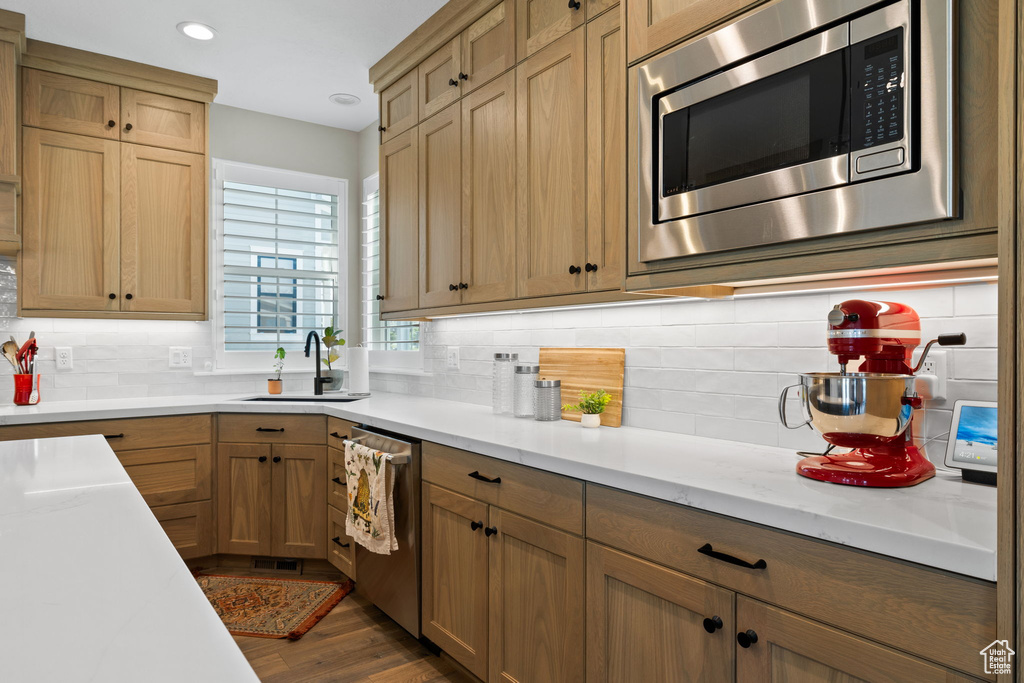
[517, 0, 585, 61]
[488, 508, 585, 682]
[120, 144, 205, 314]
[217, 443, 273, 556]
[587, 542, 735, 682]
[461, 71, 517, 304]
[625, 0, 761, 64]
[0, 38, 17, 178]
[587, 0, 619, 20]
[380, 127, 420, 312]
[735, 597, 976, 683]
[23, 69, 120, 140]
[461, 0, 516, 94]
[21, 127, 120, 312]
[586, 10, 625, 292]
[380, 69, 418, 143]
[516, 27, 587, 298]
[419, 104, 463, 308]
[418, 37, 462, 122]
[422, 483, 490, 681]
[271, 444, 327, 559]
[120, 88, 205, 154]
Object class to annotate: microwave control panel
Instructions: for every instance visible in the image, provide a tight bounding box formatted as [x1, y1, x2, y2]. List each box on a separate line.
[851, 28, 905, 151]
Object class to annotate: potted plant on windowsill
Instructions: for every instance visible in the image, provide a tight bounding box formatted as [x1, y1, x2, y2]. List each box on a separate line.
[563, 389, 613, 428]
[321, 323, 345, 392]
[268, 347, 285, 394]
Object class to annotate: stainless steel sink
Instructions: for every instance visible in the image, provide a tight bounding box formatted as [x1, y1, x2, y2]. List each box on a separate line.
[243, 395, 368, 403]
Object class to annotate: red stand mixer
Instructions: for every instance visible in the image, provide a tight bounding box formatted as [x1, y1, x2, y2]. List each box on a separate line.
[779, 299, 966, 487]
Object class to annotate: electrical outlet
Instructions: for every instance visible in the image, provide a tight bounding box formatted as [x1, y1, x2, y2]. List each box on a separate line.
[915, 349, 947, 400]
[446, 347, 460, 370]
[55, 347, 73, 371]
[169, 346, 192, 369]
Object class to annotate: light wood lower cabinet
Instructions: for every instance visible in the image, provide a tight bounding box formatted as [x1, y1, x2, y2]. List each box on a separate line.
[326, 504, 357, 580]
[587, 542, 735, 682]
[152, 500, 213, 560]
[216, 442, 326, 559]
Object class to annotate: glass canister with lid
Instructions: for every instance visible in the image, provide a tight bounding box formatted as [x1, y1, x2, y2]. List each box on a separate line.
[491, 352, 518, 414]
[534, 379, 562, 421]
[513, 364, 540, 418]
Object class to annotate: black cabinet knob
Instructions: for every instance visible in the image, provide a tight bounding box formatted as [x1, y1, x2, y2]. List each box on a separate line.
[484, 526, 498, 537]
[376, 294, 384, 301]
[568, 265, 581, 275]
[471, 520, 483, 531]
[108, 293, 117, 300]
[378, 125, 386, 132]
[125, 293, 133, 300]
[272, 456, 281, 463]
[459, 72, 468, 81]
[568, 0, 581, 9]
[737, 629, 758, 648]
[703, 616, 723, 633]
[449, 283, 458, 291]
[459, 282, 468, 289]
[258, 456, 267, 463]
[585, 262, 598, 272]
[449, 78, 459, 87]
[107, 120, 116, 128]
[124, 123, 133, 131]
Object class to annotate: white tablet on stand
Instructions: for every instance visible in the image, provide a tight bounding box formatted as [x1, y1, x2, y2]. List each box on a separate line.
[943, 400, 998, 486]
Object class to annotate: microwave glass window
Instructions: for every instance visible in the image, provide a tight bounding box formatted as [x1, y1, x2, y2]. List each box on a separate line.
[659, 49, 850, 201]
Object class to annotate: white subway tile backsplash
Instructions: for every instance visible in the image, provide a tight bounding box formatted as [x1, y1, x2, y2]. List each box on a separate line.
[954, 283, 998, 316]
[628, 325, 694, 347]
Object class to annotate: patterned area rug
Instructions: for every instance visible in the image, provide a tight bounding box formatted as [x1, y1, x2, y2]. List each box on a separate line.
[197, 575, 354, 640]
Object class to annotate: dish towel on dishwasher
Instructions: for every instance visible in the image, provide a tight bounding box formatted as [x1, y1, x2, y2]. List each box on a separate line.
[344, 439, 398, 555]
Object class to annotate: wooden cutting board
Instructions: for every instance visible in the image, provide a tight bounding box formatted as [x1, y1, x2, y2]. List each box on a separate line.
[538, 348, 625, 428]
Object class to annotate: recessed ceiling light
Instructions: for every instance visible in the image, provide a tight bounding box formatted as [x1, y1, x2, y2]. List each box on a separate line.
[329, 93, 361, 106]
[177, 21, 217, 41]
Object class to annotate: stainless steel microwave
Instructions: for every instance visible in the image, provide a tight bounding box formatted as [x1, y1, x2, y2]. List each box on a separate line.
[635, 0, 956, 262]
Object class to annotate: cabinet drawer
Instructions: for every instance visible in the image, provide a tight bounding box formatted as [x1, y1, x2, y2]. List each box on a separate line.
[0, 414, 212, 451]
[585, 484, 996, 677]
[217, 414, 325, 444]
[423, 442, 583, 534]
[328, 446, 348, 510]
[118, 444, 211, 506]
[327, 504, 356, 580]
[327, 417, 357, 450]
[152, 500, 213, 560]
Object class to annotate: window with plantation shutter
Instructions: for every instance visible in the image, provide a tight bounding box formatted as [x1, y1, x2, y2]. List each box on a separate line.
[212, 160, 346, 369]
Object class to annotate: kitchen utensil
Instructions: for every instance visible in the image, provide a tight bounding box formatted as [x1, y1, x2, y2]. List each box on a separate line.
[514, 364, 539, 418]
[534, 380, 562, 421]
[1, 340, 18, 370]
[491, 353, 518, 415]
[779, 299, 966, 487]
[538, 347, 625, 427]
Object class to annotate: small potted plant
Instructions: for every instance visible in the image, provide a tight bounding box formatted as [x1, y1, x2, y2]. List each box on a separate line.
[321, 322, 345, 391]
[269, 347, 285, 394]
[563, 389, 613, 428]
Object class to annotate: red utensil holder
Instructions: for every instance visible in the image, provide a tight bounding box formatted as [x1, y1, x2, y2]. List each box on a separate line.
[13, 374, 40, 405]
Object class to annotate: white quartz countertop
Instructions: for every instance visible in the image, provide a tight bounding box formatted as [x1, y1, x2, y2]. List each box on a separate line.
[0, 392, 998, 581]
[0, 434, 258, 683]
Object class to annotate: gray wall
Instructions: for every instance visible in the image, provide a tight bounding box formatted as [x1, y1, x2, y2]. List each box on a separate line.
[210, 103, 362, 345]
[358, 120, 380, 179]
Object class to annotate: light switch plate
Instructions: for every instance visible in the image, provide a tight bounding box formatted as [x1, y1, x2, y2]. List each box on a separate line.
[55, 347, 72, 371]
[169, 346, 192, 369]
[446, 347, 460, 370]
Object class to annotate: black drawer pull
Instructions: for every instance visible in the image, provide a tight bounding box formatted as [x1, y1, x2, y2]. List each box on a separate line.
[330, 431, 348, 439]
[698, 543, 766, 570]
[103, 433, 124, 439]
[471, 520, 483, 531]
[332, 476, 346, 486]
[468, 471, 501, 484]
[332, 537, 351, 548]
[484, 526, 498, 537]
[737, 629, 758, 648]
[703, 616, 723, 633]
[256, 427, 285, 432]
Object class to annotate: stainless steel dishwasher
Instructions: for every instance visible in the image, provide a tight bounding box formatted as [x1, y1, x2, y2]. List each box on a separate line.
[349, 425, 421, 638]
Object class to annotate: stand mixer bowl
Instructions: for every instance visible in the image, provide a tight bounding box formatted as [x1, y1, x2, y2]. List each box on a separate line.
[779, 373, 918, 448]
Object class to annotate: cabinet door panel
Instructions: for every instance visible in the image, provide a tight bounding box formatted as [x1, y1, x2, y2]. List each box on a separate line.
[271, 444, 327, 559]
[23, 69, 120, 140]
[517, 0, 585, 60]
[217, 443, 272, 555]
[0, 40, 17, 178]
[117, 444, 212, 507]
[419, 104, 462, 308]
[587, 542, 735, 682]
[152, 500, 213, 560]
[422, 483, 490, 680]
[21, 127, 120, 312]
[380, 70, 418, 143]
[461, 71, 517, 304]
[516, 28, 587, 298]
[489, 508, 585, 682]
[461, 0, 516, 94]
[121, 89, 205, 154]
[586, 11, 625, 292]
[735, 597, 975, 683]
[418, 37, 462, 122]
[120, 144, 205, 314]
[380, 127, 419, 312]
[626, 0, 762, 63]
[327, 504, 357, 580]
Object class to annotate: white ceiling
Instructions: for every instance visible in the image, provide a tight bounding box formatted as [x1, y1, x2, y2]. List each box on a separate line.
[6, 0, 448, 131]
